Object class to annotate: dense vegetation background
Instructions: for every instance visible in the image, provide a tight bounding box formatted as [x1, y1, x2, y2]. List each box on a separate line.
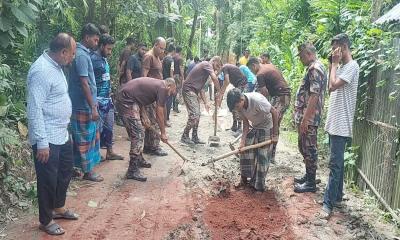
[0, 0, 399, 219]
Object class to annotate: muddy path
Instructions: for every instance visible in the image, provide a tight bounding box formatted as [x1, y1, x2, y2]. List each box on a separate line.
[2, 100, 397, 240]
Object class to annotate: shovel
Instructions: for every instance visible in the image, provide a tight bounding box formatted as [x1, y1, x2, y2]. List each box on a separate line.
[208, 104, 220, 147]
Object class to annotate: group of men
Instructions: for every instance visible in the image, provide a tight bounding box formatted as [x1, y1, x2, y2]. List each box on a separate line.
[26, 19, 358, 235]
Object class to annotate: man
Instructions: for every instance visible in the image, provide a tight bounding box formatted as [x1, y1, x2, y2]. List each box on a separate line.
[141, 37, 168, 156]
[90, 34, 123, 161]
[260, 52, 271, 65]
[69, 23, 103, 182]
[118, 36, 136, 85]
[247, 57, 291, 164]
[27, 33, 79, 235]
[126, 43, 147, 81]
[116, 78, 176, 181]
[293, 42, 327, 193]
[218, 64, 248, 132]
[226, 89, 278, 191]
[172, 46, 185, 113]
[98, 25, 109, 35]
[320, 33, 359, 219]
[162, 44, 176, 125]
[239, 49, 250, 66]
[239, 65, 256, 92]
[181, 56, 222, 144]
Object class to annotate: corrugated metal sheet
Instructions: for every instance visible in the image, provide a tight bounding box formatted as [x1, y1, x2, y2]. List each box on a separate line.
[375, 3, 400, 24]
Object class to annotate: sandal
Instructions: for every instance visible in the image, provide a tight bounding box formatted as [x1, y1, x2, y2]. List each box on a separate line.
[53, 209, 79, 220]
[106, 153, 124, 160]
[82, 172, 104, 182]
[39, 222, 65, 235]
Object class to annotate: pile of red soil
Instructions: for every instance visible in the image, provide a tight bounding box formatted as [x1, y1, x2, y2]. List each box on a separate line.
[203, 189, 295, 240]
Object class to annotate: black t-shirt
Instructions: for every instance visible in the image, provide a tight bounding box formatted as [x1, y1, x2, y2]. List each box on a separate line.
[126, 53, 143, 79]
[162, 55, 174, 79]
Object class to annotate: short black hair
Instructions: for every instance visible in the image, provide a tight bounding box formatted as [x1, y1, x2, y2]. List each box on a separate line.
[137, 43, 146, 49]
[246, 57, 260, 68]
[298, 42, 316, 54]
[99, 25, 109, 35]
[167, 43, 175, 53]
[49, 33, 73, 52]
[81, 23, 100, 39]
[175, 46, 182, 53]
[331, 33, 351, 48]
[261, 52, 270, 58]
[126, 36, 135, 45]
[243, 49, 250, 53]
[227, 88, 242, 112]
[194, 56, 200, 62]
[99, 34, 115, 47]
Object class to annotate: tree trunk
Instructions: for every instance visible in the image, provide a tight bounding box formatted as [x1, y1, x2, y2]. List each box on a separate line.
[371, 0, 384, 22]
[187, 9, 199, 54]
[86, 0, 96, 23]
[100, 0, 107, 24]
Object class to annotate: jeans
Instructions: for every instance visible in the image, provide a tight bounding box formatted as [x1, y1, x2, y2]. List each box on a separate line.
[323, 134, 351, 211]
[33, 140, 74, 225]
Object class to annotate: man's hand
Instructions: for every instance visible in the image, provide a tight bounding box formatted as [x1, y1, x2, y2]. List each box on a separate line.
[142, 119, 151, 129]
[331, 47, 342, 65]
[271, 135, 279, 144]
[160, 133, 168, 143]
[238, 140, 245, 151]
[300, 120, 309, 135]
[36, 148, 50, 163]
[92, 107, 100, 121]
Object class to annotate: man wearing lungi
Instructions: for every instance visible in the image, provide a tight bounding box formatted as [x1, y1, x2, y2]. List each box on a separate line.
[227, 88, 279, 191]
[180, 56, 222, 145]
[247, 57, 291, 164]
[116, 77, 176, 181]
[218, 64, 248, 132]
[90, 34, 123, 161]
[142, 37, 168, 156]
[69, 23, 103, 182]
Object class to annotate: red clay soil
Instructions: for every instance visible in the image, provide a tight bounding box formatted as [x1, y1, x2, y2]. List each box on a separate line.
[203, 188, 295, 240]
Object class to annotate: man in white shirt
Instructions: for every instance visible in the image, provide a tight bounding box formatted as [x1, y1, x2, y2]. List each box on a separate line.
[320, 33, 360, 219]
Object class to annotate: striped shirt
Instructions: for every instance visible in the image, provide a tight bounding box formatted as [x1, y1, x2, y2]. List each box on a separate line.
[27, 51, 72, 149]
[325, 60, 359, 137]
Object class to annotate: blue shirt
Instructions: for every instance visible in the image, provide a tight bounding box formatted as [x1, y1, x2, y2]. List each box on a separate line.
[239, 65, 256, 84]
[68, 42, 97, 111]
[91, 51, 111, 100]
[27, 51, 72, 149]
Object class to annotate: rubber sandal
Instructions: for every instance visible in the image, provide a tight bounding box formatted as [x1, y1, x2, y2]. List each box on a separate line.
[39, 222, 65, 235]
[53, 210, 79, 220]
[82, 173, 104, 182]
[106, 153, 124, 160]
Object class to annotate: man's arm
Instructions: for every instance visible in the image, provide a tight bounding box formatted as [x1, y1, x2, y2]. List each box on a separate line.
[270, 107, 279, 143]
[199, 89, 210, 113]
[126, 68, 133, 81]
[155, 105, 168, 142]
[239, 117, 250, 149]
[179, 59, 184, 81]
[27, 71, 51, 162]
[80, 77, 99, 120]
[329, 65, 346, 92]
[218, 73, 230, 107]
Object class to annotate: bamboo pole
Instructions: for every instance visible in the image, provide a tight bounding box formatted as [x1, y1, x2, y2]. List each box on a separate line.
[206, 140, 272, 164]
[357, 168, 400, 223]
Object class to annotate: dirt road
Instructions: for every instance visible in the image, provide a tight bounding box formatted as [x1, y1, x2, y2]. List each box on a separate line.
[3, 105, 396, 240]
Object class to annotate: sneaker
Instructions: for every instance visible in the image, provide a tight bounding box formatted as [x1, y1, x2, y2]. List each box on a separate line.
[145, 148, 168, 156]
[316, 206, 332, 220]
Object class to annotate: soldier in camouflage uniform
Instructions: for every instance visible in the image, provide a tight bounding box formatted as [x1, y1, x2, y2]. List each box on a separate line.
[294, 43, 327, 193]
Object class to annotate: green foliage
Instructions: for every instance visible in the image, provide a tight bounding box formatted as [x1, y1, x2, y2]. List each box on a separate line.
[344, 146, 360, 184]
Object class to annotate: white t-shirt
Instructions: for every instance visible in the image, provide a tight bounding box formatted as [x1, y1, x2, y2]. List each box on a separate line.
[239, 92, 272, 130]
[325, 60, 360, 137]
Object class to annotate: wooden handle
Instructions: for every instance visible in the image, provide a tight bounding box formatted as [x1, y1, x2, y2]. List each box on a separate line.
[210, 140, 272, 163]
[213, 105, 217, 136]
[148, 126, 188, 162]
[230, 134, 242, 145]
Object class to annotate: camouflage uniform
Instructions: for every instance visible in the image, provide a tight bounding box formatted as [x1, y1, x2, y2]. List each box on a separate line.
[182, 89, 201, 137]
[143, 103, 161, 151]
[294, 61, 327, 174]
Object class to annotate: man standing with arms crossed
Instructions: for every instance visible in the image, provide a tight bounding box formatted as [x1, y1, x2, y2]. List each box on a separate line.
[27, 33, 78, 235]
[142, 37, 168, 156]
[319, 33, 359, 219]
[293, 43, 327, 193]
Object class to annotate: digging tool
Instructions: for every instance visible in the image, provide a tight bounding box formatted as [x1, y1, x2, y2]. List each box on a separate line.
[148, 126, 189, 164]
[202, 140, 272, 167]
[208, 105, 220, 147]
[228, 134, 242, 157]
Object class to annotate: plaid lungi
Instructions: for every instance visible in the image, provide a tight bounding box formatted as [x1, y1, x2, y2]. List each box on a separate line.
[70, 111, 101, 173]
[240, 128, 272, 191]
